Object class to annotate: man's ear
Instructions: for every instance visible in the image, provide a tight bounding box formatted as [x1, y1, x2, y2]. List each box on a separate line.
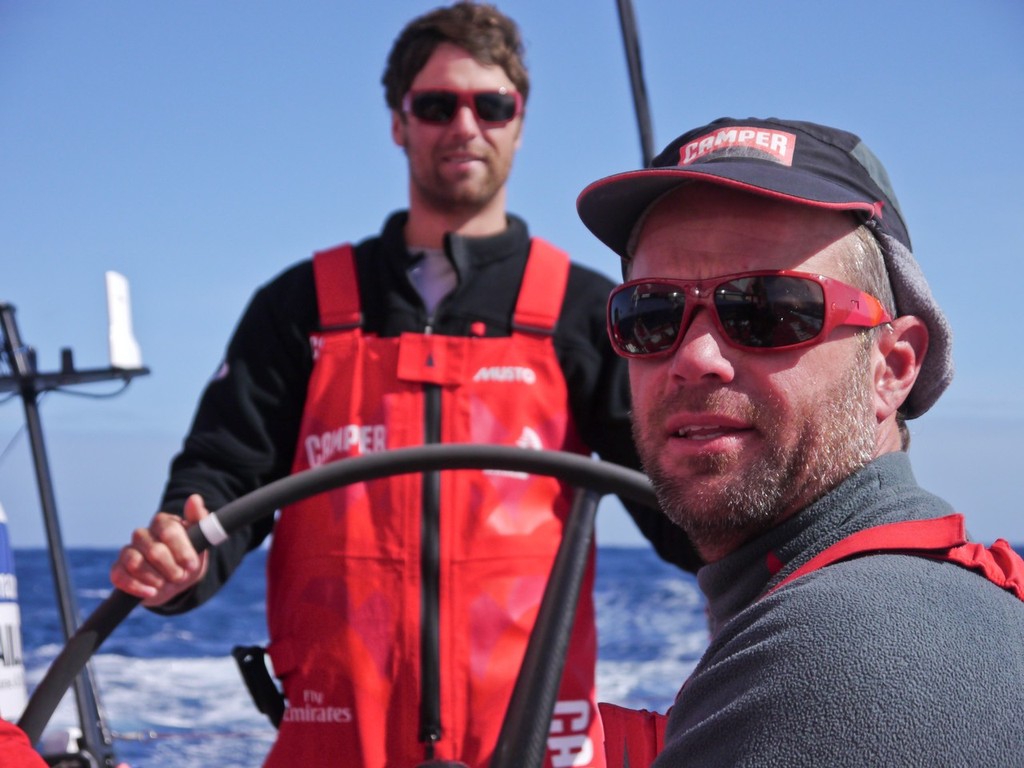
[513, 109, 525, 151]
[874, 315, 929, 422]
[391, 110, 406, 148]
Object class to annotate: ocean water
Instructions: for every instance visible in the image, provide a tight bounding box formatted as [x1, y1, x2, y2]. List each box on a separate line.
[17, 546, 706, 767]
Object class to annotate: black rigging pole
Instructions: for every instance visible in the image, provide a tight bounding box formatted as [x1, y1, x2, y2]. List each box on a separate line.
[1, 301, 148, 767]
[616, 0, 656, 167]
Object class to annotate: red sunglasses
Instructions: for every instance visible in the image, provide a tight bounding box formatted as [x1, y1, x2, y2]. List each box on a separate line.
[607, 269, 893, 358]
[402, 88, 523, 126]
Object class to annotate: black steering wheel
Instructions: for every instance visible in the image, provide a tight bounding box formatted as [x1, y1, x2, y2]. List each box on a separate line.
[19, 444, 657, 768]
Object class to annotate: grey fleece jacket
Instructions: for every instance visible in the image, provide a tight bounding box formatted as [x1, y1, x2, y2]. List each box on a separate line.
[653, 452, 1024, 767]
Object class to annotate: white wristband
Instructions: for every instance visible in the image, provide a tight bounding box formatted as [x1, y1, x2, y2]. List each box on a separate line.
[198, 514, 229, 547]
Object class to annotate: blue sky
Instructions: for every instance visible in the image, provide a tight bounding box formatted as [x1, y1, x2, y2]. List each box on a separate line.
[1, 1, 1022, 549]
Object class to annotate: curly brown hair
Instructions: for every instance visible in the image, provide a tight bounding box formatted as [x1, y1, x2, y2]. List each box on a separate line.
[382, 1, 529, 112]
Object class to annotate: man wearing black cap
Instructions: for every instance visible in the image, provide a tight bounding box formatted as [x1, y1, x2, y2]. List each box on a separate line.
[578, 117, 1024, 764]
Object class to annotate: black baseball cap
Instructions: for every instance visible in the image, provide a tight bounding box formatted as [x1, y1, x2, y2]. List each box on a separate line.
[576, 117, 953, 418]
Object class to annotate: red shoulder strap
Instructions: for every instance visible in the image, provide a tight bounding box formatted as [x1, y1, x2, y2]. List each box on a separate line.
[943, 539, 1024, 600]
[769, 514, 1024, 601]
[512, 238, 570, 334]
[312, 244, 362, 330]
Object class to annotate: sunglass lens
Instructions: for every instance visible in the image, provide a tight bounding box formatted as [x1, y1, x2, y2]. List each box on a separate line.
[609, 286, 685, 355]
[473, 92, 518, 122]
[411, 92, 457, 123]
[715, 275, 825, 348]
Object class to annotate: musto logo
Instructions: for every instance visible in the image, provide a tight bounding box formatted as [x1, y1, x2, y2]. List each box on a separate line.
[305, 424, 387, 468]
[472, 366, 537, 385]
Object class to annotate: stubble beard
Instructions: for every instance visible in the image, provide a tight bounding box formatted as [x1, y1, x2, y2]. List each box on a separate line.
[635, 349, 878, 554]
[416, 145, 509, 216]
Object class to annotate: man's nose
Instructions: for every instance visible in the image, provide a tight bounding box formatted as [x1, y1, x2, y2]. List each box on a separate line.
[666, 307, 736, 384]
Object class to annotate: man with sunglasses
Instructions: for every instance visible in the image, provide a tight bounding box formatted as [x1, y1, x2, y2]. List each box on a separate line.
[109, 3, 699, 767]
[578, 117, 1024, 765]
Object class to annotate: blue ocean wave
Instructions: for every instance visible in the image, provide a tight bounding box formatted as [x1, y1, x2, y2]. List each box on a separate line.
[16, 546, 706, 767]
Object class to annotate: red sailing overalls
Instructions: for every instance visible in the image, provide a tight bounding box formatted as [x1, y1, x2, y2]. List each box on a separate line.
[264, 240, 606, 768]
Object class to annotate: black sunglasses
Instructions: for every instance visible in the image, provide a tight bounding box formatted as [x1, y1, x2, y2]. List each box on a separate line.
[402, 88, 523, 125]
[607, 270, 893, 358]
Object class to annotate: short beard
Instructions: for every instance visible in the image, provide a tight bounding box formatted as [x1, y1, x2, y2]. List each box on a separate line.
[415, 168, 503, 213]
[637, 344, 877, 554]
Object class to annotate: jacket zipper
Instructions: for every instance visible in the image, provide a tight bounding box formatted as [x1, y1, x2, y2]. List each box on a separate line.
[418, 379, 443, 754]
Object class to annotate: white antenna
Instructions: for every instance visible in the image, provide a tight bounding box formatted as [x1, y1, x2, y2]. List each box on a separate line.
[105, 271, 143, 370]
[0, 501, 28, 721]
